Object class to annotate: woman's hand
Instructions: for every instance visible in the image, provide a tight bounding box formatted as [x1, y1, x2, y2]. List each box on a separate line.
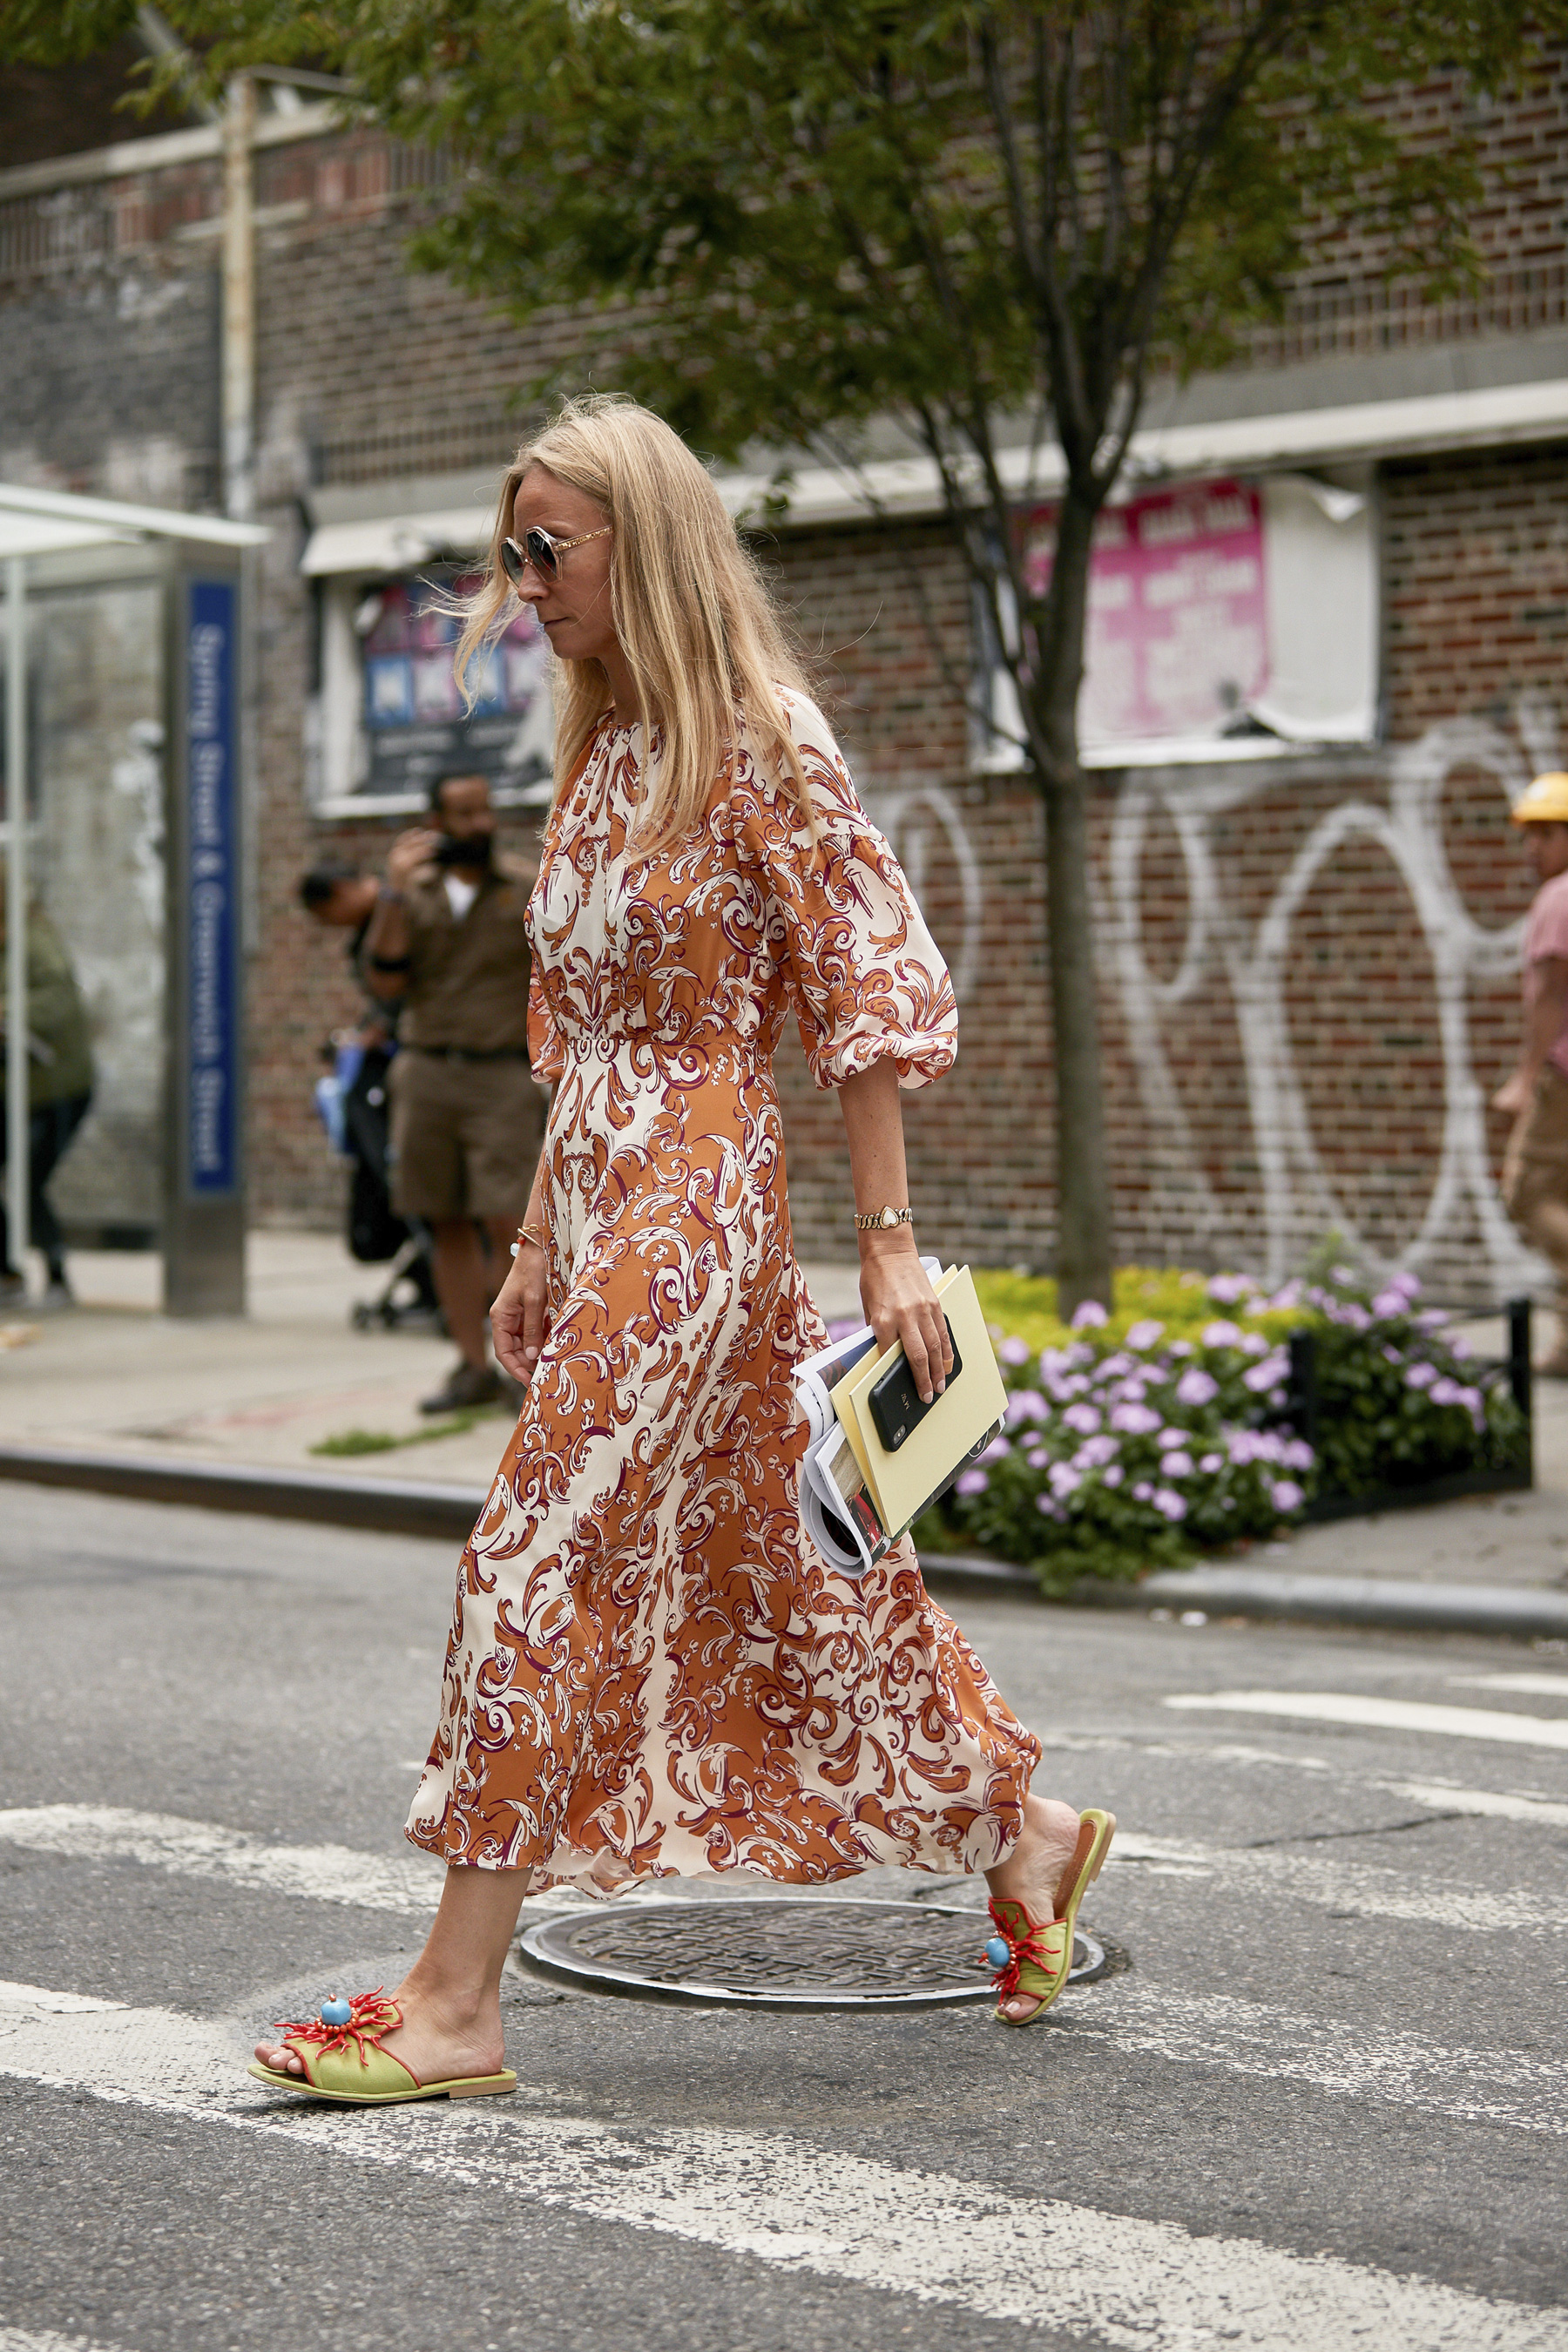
[490, 1240, 550, 1383]
[859, 1232, 952, 1405]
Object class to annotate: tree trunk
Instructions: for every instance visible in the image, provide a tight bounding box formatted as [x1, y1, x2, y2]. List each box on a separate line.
[1029, 474, 1114, 1319]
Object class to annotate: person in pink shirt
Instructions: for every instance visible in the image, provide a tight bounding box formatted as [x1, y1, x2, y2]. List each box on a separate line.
[1496, 770, 1568, 1375]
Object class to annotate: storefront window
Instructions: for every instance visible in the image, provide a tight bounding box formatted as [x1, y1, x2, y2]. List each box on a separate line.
[335, 567, 551, 805]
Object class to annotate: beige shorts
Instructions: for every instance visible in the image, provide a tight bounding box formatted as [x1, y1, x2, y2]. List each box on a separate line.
[389, 1048, 545, 1225]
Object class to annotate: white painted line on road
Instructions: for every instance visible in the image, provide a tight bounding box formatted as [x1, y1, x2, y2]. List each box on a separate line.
[1109, 1835, 1568, 1934]
[0, 1806, 444, 1916]
[1386, 1781, 1568, 1827]
[8, 1799, 1566, 1947]
[1073, 1983, 1568, 2139]
[2, 1997, 1564, 2352]
[1452, 1673, 1568, 1699]
[0, 2329, 126, 2352]
[1164, 1691, 1568, 1749]
[0, 1981, 125, 2014]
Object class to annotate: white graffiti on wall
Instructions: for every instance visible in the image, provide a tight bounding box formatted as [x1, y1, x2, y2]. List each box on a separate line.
[1107, 703, 1558, 1293]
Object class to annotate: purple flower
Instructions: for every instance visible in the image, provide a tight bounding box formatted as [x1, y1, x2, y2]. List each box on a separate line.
[1063, 1401, 1103, 1436]
[1110, 1377, 1149, 1405]
[1071, 1300, 1109, 1329]
[1170, 1339, 1194, 1358]
[1199, 1452, 1224, 1474]
[1110, 1401, 1162, 1436]
[1132, 1480, 1154, 1503]
[1370, 1287, 1409, 1319]
[1202, 1319, 1243, 1348]
[979, 1435, 1010, 1463]
[1240, 1331, 1271, 1357]
[1025, 1447, 1050, 1470]
[1162, 1450, 1194, 1477]
[1102, 1464, 1124, 1488]
[1035, 1492, 1064, 1519]
[1175, 1366, 1220, 1409]
[1270, 1479, 1305, 1513]
[1125, 1319, 1166, 1351]
[1207, 1274, 1256, 1305]
[1158, 1426, 1187, 1450]
[1281, 1437, 1315, 1471]
[1267, 1281, 1303, 1312]
[1404, 1362, 1437, 1391]
[1429, 1376, 1463, 1408]
[956, 1467, 989, 1497]
[1382, 1345, 1403, 1365]
[1416, 1309, 1448, 1331]
[1449, 1333, 1471, 1361]
[1330, 1301, 1372, 1332]
[1074, 1433, 1119, 1469]
[1243, 1352, 1288, 1393]
[1006, 1389, 1049, 1426]
[999, 1335, 1031, 1367]
[1153, 1487, 1188, 1521]
[1096, 1351, 1133, 1380]
[1049, 1461, 1083, 1497]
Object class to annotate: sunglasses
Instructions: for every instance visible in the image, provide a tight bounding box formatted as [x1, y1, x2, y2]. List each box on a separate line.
[499, 525, 611, 586]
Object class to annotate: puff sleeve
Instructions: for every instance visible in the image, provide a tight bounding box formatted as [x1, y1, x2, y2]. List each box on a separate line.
[729, 693, 957, 1090]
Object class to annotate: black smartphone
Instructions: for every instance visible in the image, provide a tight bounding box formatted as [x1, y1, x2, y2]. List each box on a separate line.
[868, 1319, 962, 1452]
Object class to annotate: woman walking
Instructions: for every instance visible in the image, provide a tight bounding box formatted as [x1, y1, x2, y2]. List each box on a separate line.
[251, 395, 1112, 2101]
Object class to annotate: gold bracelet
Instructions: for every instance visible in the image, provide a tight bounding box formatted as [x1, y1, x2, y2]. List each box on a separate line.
[855, 1205, 914, 1233]
[509, 1220, 549, 1260]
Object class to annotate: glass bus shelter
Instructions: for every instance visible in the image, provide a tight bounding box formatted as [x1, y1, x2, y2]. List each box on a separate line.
[1, 484, 267, 1315]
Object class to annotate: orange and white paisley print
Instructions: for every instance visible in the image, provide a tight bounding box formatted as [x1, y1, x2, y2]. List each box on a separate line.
[405, 692, 1041, 1889]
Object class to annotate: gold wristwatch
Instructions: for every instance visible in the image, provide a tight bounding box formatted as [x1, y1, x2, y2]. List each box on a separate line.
[855, 1205, 914, 1232]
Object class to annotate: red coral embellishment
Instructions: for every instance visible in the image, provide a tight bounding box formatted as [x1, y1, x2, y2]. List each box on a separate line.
[272, 1988, 402, 2068]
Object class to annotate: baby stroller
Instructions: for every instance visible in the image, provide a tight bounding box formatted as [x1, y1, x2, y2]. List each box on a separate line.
[314, 1037, 443, 1332]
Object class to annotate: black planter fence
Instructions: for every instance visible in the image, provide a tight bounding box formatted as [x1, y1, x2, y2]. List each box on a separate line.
[1285, 1298, 1532, 1525]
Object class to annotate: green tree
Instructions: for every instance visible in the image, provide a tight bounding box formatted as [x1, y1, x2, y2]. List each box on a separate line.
[14, 1, 1558, 1308]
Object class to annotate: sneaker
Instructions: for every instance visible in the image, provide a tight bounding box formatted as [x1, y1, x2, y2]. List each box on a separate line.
[419, 1360, 502, 1415]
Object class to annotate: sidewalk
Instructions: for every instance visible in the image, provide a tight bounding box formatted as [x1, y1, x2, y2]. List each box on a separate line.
[2, 1233, 1566, 1637]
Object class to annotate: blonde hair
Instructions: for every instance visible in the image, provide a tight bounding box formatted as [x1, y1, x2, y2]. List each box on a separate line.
[455, 393, 816, 850]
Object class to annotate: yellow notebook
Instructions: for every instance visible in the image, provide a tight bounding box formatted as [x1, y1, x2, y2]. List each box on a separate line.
[834, 1265, 1008, 1536]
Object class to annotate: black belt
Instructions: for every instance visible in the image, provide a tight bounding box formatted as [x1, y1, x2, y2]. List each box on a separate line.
[409, 1044, 531, 1064]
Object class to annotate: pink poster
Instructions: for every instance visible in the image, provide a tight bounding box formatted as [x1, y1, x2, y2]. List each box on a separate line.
[1023, 479, 1267, 747]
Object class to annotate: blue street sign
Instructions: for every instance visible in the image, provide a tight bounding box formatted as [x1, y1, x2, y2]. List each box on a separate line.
[185, 578, 239, 1197]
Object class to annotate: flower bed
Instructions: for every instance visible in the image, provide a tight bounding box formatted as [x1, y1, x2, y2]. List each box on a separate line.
[914, 1266, 1528, 1596]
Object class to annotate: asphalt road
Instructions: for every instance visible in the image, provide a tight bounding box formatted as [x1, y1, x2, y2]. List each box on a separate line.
[1, 1482, 1565, 2352]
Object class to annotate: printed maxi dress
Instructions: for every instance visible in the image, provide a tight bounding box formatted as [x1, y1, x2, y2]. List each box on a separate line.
[406, 692, 1042, 1889]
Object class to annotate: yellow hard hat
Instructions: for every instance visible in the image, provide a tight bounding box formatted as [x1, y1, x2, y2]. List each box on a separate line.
[1513, 772, 1568, 823]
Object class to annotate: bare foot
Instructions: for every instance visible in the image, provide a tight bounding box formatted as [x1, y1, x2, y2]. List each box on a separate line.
[983, 1794, 1085, 2023]
[253, 1977, 505, 2089]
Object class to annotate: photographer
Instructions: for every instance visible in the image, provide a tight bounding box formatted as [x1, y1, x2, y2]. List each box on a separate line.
[361, 773, 541, 1412]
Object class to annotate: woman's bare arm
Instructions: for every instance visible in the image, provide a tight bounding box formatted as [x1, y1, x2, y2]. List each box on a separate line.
[838, 1058, 953, 1404]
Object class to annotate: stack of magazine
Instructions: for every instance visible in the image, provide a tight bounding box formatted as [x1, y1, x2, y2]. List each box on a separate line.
[795, 1260, 1008, 1577]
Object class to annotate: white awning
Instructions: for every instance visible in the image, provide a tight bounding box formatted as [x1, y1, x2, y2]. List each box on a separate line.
[297, 371, 1568, 576]
[301, 506, 494, 576]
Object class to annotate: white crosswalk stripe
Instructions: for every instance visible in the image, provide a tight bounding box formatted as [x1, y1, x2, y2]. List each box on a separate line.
[6, 1798, 1565, 1948]
[0, 2331, 125, 2352]
[1072, 1984, 1568, 2137]
[1163, 1691, 1568, 1748]
[0, 1805, 444, 1917]
[1, 1990, 1564, 2352]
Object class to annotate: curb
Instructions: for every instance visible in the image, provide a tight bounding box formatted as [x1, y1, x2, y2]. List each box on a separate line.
[2, 1445, 1565, 1639]
[0, 1443, 486, 1543]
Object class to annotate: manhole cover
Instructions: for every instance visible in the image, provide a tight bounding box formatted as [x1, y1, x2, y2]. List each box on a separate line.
[518, 1897, 1110, 2011]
